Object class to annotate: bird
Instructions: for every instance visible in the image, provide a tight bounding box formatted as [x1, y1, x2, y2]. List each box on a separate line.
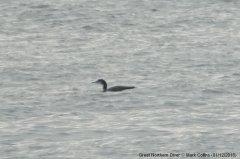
[92, 79, 135, 92]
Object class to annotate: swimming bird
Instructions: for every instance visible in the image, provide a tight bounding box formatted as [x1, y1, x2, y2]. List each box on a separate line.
[93, 79, 135, 92]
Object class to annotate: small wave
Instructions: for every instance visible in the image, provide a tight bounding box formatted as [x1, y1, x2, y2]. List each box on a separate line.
[202, 88, 224, 94]
[83, 25, 93, 30]
[30, 5, 50, 9]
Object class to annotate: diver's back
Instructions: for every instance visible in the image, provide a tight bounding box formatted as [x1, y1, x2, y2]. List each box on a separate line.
[107, 86, 135, 92]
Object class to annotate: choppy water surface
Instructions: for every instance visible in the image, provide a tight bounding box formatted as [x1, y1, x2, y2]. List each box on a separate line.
[0, 0, 240, 158]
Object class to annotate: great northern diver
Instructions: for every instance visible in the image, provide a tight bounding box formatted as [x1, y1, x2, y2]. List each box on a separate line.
[93, 79, 135, 92]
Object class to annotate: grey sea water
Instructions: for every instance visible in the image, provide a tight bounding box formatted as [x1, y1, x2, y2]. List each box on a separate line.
[0, 0, 240, 158]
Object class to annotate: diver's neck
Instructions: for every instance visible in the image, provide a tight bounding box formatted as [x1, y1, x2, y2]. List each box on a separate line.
[102, 84, 107, 92]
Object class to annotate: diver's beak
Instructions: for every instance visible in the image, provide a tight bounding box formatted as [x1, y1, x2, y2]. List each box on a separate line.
[92, 81, 97, 83]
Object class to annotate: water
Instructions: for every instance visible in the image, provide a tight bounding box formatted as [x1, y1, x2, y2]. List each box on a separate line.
[0, 0, 240, 158]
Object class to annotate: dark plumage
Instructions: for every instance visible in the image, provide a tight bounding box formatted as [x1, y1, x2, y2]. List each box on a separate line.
[92, 79, 135, 92]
